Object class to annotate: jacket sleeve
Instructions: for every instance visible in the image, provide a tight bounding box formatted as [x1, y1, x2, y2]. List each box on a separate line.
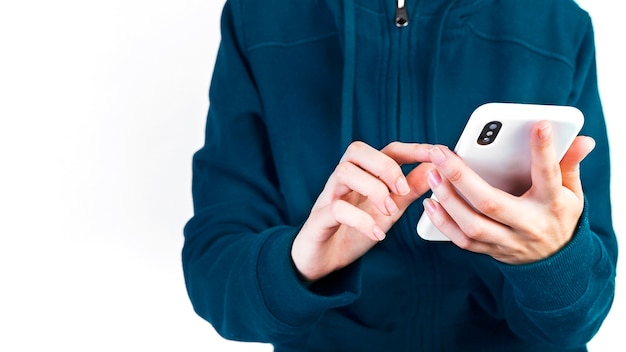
[181, 1, 360, 343]
[496, 19, 617, 347]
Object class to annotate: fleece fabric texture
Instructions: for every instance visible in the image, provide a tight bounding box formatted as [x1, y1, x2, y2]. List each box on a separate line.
[183, 0, 617, 351]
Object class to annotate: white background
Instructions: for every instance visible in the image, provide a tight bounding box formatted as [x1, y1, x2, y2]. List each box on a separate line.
[0, 1, 621, 351]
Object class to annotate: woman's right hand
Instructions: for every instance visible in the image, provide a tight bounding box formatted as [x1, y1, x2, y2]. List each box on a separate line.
[291, 141, 434, 282]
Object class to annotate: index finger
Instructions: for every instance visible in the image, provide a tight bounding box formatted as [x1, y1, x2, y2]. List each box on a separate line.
[428, 145, 520, 227]
[341, 141, 432, 195]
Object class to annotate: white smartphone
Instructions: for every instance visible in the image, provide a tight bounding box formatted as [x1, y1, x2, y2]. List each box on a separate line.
[416, 102, 584, 241]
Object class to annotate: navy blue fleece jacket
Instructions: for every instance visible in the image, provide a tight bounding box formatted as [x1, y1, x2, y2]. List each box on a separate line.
[183, 0, 617, 350]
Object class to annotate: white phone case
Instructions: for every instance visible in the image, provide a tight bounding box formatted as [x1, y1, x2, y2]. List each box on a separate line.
[416, 102, 584, 241]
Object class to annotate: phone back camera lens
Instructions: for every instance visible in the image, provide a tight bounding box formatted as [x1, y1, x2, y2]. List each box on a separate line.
[477, 121, 502, 145]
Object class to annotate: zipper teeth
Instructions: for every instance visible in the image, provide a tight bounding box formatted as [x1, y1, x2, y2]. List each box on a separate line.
[395, 0, 409, 27]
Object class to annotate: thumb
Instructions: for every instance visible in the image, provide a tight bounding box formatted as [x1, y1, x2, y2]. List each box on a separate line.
[560, 136, 596, 197]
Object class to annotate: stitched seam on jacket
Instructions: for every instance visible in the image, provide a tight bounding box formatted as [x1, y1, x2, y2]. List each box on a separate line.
[466, 23, 575, 72]
[247, 32, 338, 53]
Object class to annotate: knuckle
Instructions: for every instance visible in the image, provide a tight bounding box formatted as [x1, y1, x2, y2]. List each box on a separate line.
[385, 141, 402, 152]
[538, 162, 561, 179]
[545, 198, 563, 214]
[447, 167, 464, 184]
[463, 223, 484, 240]
[433, 187, 451, 204]
[546, 163, 561, 178]
[475, 197, 500, 216]
[334, 161, 353, 177]
[346, 141, 367, 156]
[430, 212, 446, 228]
[455, 236, 473, 250]
[329, 200, 344, 217]
[379, 158, 399, 176]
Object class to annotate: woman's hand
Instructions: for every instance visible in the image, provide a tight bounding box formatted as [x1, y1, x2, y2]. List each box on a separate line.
[422, 121, 596, 264]
[291, 141, 433, 281]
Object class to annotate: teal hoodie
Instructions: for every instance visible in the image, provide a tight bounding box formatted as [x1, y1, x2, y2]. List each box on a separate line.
[183, 0, 617, 350]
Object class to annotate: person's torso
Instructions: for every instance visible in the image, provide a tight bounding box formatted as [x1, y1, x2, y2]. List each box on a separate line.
[231, 0, 591, 350]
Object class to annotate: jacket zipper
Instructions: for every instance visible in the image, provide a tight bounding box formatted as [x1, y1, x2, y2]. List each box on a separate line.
[395, 0, 409, 27]
[393, 2, 427, 349]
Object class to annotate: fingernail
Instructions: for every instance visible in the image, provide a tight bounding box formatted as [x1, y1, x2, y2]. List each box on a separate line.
[373, 225, 386, 241]
[385, 196, 399, 215]
[423, 198, 436, 214]
[538, 122, 552, 141]
[427, 169, 442, 188]
[429, 147, 446, 166]
[395, 177, 411, 195]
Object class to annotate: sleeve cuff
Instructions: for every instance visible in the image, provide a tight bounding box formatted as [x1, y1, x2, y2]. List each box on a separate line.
[256, 226, 362, 327]
[496, 202, 602, 311]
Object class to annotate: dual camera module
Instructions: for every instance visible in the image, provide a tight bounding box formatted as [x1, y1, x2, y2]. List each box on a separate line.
[477, 121, 502, 145]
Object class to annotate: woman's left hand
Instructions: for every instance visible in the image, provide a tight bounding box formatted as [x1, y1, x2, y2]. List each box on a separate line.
[422, 120, 596, 264]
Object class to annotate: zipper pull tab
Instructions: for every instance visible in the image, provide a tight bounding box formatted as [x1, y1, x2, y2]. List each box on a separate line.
[395, 0, 409, 27]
